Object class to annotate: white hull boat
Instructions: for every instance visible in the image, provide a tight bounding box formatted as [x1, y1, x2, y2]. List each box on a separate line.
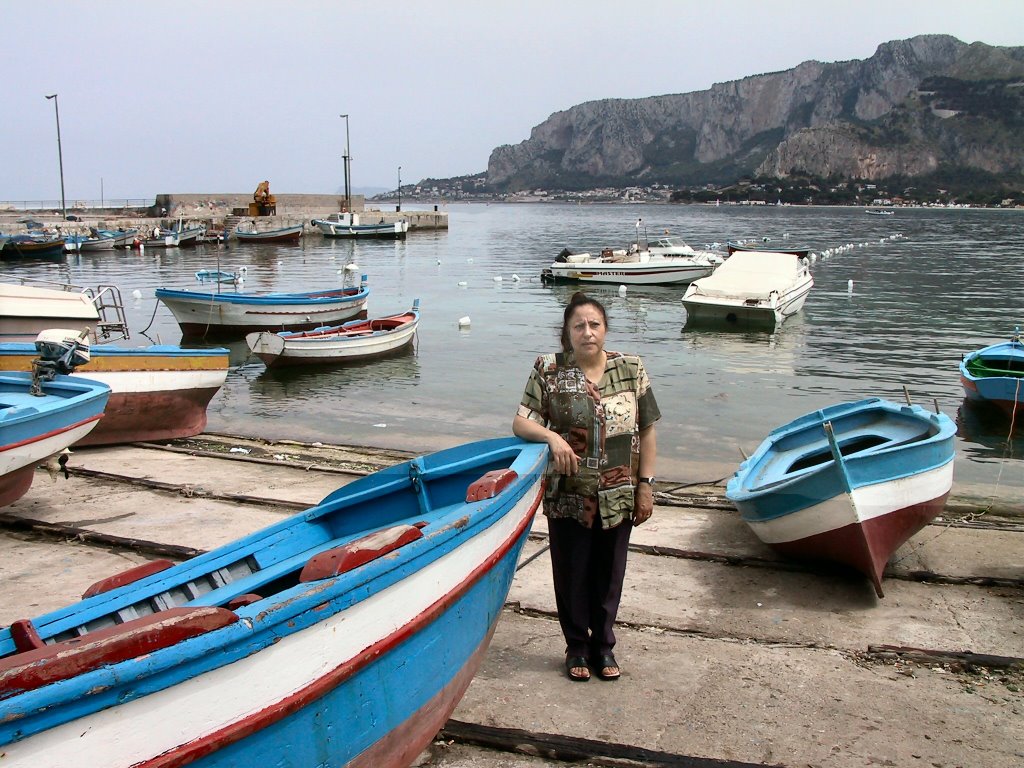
[312, 213, 409, 239]
[247, 301, 419, 368]
[542, 246, 722, 286]
[155, 277, 370, 341]
[682, 251, 813, 329]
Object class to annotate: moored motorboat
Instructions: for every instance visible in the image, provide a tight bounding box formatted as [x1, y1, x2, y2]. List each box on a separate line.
[247, 300, 420, 368]
[0, 331, 111, 506]
[0, 436, 546, 767]
[959, 328, 1024, 419]
[0, 342, 229, 446]
[541, 245, 722, 286]
[0, 281, 135, 344]
[726, 398, 956, 597]
[235, 223, 304, 243]
[312, 212, 409, 239]
[155, 276, 370, 341]
[682, 251, 813, 329]
[726, 240, 812, 258]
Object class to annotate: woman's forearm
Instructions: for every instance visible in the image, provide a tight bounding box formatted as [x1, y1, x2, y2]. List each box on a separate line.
[638, 425, 657, 477]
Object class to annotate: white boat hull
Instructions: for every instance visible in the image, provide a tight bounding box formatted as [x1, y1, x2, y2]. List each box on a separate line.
[683, 274, 813, 328]
[247, 322, 417, 367]
[542, 253, 721, 286]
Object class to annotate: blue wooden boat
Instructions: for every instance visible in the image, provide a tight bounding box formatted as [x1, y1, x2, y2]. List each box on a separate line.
[959, 328, 1024, 420]
[0, 235, 66, 260]
[0, 332, 111, 506]
[726, 398, 956, 597]
[155, 276, 369, 341]
[0, 436, 546, 767]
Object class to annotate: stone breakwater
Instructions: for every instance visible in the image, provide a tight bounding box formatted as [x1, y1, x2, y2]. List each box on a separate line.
[0, 192, 449, 236]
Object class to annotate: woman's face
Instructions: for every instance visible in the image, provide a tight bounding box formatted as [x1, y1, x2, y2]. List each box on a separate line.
[568, 304, 607, 357]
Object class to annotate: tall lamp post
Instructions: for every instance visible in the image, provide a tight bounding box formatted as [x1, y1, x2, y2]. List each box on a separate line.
[340, 113, 351, 215]
[45, 94, 66, 220]
[397, 165, 402, 212]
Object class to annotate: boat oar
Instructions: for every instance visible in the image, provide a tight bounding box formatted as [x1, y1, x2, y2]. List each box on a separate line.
[822, 421, 854, 494]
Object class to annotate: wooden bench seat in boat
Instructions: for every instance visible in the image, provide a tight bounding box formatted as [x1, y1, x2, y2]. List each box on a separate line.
[0, 607, 238, 699]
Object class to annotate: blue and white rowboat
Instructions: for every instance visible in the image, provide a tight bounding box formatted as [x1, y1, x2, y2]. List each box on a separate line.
[0, 370, 110, 506]
[0, 436, 546, 767]
[726, 398, 956, 597]
[959, 328, 1024, 420]
[155, 276, 370, 341]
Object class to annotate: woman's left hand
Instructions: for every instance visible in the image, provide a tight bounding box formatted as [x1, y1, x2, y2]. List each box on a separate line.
[633, 483, 653, 526]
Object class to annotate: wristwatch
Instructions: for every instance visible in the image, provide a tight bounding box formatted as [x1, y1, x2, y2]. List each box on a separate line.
[638, 476, 656, 487]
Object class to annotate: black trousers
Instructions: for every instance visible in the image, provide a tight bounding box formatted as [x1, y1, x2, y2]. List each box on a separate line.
[547, 516, 633, 658]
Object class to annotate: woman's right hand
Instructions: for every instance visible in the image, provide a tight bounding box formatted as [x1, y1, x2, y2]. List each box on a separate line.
[546, 432, 579, 476]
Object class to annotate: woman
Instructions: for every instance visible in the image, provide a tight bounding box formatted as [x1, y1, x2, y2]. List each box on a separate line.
[513, 292, 659, 682]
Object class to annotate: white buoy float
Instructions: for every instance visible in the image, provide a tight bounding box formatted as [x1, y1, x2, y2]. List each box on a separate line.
[131, 289, 142, 300]
[345, 264, 359, 272]
[618, 285, 627, 296]
[493, 276, 502, 282]
[458, 316, 471, 328]
[848, 279, 854, 293]
[511, 274, 520, 282]
[457, 281, 468, 287]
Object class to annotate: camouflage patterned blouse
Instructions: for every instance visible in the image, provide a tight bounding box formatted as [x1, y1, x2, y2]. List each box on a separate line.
[516, 350, 661, 529]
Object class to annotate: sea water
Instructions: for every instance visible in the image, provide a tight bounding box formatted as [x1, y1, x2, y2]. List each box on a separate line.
[4, 202, 1022, 506]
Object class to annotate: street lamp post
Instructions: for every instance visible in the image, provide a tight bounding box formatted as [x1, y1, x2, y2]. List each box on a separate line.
[45, 94, 66, 220]
[397, 166, 402, 212]
[340, 113, 351, 215]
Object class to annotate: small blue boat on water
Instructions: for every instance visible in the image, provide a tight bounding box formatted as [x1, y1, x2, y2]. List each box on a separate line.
[0, 436, 546, 767]
[0, 331, 111, 506]
[959, 328, 1024, 420]
[727, 398, 956, 597]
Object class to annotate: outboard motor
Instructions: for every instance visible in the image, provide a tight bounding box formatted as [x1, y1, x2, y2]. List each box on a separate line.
[29, 328, 92, 396]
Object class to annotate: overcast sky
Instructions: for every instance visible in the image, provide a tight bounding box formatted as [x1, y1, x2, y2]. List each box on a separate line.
[3, 0, 1022, 202]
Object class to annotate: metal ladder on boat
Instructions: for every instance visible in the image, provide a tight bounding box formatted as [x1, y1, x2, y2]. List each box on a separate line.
[85, 284, 131, 342]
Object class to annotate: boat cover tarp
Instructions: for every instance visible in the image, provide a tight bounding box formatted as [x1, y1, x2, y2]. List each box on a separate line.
[689, 252, 803, 300]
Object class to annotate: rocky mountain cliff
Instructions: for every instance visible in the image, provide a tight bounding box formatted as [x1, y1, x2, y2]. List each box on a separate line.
[486, 35, 1024, 191]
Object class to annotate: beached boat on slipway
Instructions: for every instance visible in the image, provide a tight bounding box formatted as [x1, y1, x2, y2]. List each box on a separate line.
[0, 331, 110, 506]
[0, 436, 546, 767]
[726, 398, 956, 597]
[0, 342, 228, 446]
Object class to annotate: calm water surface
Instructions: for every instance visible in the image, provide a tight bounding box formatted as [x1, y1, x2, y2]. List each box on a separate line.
[4, 203, 1023, 506]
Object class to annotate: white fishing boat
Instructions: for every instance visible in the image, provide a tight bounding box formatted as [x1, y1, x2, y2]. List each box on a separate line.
[682, 251, 813, 329]
[246, 301, 420, 368]
[312, 212, 409, 239]
[155, 277, 370, 341]
[541, 245, 722, 286]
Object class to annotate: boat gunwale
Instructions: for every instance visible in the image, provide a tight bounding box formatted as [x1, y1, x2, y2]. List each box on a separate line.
[726, 399, 956, 501]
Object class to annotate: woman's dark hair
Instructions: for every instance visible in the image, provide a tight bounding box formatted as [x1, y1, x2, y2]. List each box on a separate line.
[560, 292, 608, 353]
